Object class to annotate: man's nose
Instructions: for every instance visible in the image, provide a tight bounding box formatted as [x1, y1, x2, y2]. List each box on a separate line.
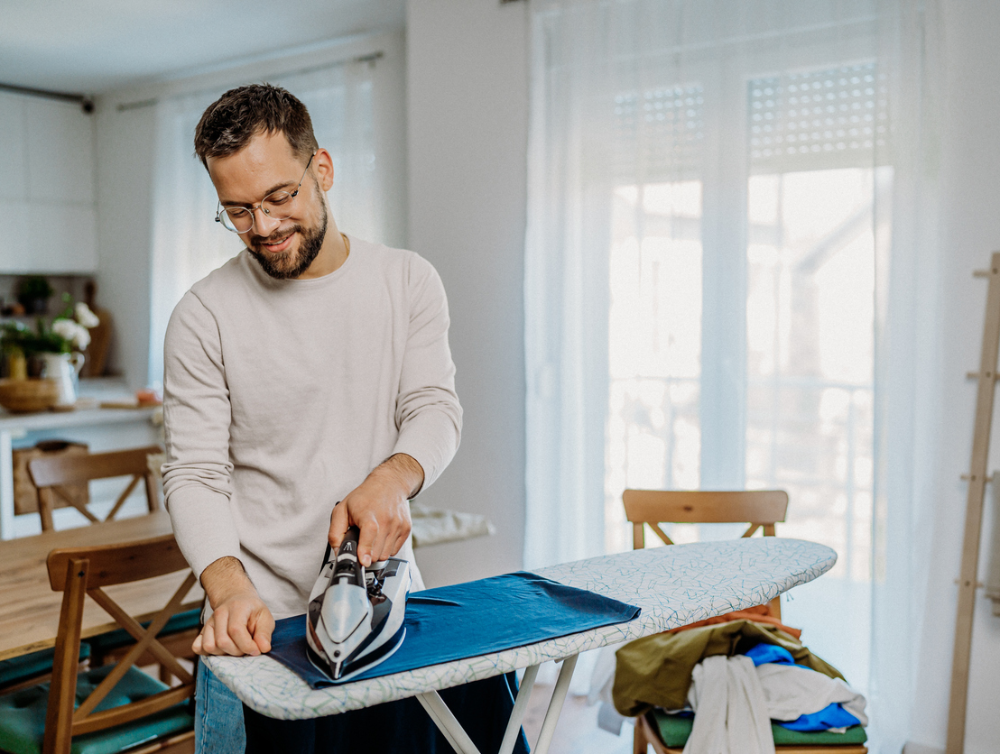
[253, 206, 281, 236]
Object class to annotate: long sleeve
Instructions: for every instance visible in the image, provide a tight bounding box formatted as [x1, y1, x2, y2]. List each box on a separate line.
[161, 291, 242, 580]
[392, 255, 463, 490]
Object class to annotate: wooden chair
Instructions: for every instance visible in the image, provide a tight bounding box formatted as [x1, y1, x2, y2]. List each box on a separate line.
[0, 535, 197, 754]
[27, 445, 164, 533]
[1, 445, 168, 695]
[622, 489, 867, 754]
[26, 445, 200, 681]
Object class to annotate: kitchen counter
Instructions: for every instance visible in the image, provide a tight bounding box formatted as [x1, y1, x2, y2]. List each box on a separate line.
[0, 379, 161, 539]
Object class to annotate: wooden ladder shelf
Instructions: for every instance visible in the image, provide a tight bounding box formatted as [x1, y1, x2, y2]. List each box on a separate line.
[946, 251, 1000, 753]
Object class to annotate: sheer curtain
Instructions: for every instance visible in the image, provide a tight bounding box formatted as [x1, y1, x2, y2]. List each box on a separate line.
[148, 57, 391, 387]
[524, 0, 942, 749]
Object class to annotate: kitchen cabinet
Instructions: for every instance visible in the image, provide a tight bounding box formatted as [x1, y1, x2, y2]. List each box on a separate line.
[0, 91, 97, 273]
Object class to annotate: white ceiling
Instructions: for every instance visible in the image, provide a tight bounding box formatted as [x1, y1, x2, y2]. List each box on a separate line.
[0, 0, 405, 95]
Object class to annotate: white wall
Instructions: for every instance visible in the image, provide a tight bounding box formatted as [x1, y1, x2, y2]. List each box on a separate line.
[908, 2, 1000, 752]
[405, 0, 529, 586]
[93, 103, 157, 391]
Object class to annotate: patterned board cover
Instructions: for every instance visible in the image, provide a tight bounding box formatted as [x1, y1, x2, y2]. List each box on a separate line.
[205, 537, 836, 720]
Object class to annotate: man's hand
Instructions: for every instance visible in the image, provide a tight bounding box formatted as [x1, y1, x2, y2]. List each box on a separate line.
[329, 454, 423, 567]
[193, 556, 274, 657]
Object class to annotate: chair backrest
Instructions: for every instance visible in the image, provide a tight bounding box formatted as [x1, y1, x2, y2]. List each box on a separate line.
[27, 445, 163, 532]
[43, 534, 197, 754]
[622, 489, 789, 617]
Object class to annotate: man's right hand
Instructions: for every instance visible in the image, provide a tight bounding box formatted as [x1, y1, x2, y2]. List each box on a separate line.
[194, 556, 274, 657]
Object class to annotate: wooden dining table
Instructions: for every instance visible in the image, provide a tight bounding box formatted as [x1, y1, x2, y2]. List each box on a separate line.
[0, 511, 203, 661]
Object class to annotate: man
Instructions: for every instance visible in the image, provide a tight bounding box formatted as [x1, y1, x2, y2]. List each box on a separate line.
[162, 84, 462, 750]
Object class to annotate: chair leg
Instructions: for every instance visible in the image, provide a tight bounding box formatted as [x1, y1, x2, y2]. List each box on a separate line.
[38, 488, 56, 532]
[633, 720, 647, 754]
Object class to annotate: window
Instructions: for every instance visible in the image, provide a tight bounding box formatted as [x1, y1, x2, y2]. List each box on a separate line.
[602, 61, 885, 688]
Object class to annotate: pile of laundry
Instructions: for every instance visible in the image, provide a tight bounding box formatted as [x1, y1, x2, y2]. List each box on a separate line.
[591, 606, 867, 753]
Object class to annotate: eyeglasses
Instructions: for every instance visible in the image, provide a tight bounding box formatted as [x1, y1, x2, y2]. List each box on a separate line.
[215, 152, 316, 234]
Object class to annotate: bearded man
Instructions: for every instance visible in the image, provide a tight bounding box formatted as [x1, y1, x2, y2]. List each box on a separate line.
[162, 83, 463, 751]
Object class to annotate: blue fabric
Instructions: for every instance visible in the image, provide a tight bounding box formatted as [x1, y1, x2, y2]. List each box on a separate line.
[744, 642, 796, 667]
[0, 644, 91, 688]
[0, 664, 192, 754]
[268, 571, 641, 688]
[195, 660, 245, 754]
[780, 703, 861, 731]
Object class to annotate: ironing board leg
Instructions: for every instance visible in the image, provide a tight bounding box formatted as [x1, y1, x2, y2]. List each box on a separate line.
[415, 655, 579, 754]
[416, 689, 483, 754]
[497, 663, 539, 754]
[532, 654, 579, 754]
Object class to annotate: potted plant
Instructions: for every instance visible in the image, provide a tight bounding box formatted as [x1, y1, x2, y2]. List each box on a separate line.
[0, 295, 100, 411]
[16, 276, 54, 315]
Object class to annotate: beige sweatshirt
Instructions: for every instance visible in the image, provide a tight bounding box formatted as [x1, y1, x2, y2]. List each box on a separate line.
[161, 237, 462, 619]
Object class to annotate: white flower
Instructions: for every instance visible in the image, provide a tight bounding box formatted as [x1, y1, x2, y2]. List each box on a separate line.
[53, 318, 91, 350]
[72, 325, 91, 350]
[75, 302, 100, 328]
[52, 318, 78, 342]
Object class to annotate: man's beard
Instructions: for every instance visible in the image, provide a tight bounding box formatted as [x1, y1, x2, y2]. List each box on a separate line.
[247, 200, 328, 280]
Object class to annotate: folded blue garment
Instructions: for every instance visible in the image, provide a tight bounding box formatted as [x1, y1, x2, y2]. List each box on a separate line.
[268, 571, 641, 688]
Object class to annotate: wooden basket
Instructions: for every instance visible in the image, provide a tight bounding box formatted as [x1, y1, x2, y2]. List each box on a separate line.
[0, 378, 60, 413]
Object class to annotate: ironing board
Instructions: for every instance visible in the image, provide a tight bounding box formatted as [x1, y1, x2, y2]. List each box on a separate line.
[205, 537, 836, 754]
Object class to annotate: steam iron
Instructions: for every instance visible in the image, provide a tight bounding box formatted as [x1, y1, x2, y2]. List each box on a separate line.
[306, 525, 410, 683]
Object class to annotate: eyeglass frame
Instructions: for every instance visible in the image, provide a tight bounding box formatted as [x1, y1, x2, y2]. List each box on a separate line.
[214, 151, 317, 234]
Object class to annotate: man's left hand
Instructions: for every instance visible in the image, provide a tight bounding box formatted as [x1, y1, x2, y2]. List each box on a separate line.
[329, 453, 423, 566]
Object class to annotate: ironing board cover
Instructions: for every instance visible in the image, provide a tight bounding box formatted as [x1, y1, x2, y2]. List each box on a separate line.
[206, 537, 837, 720]
[268, 572, 642, 687]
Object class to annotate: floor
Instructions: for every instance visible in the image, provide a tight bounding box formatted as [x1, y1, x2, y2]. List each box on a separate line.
[521, 685, 635, 754]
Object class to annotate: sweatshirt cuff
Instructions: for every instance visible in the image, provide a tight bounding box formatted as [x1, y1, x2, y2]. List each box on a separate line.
[392, 412, 460, 493]
[165, 486, 242, 580]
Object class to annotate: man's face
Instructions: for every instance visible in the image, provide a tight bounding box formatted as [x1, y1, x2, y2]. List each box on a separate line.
[207, 131, 329, 279]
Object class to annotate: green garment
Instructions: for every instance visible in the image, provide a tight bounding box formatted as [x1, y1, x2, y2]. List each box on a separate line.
[612, 620, 846, 716]
[650, 710, 868, 748]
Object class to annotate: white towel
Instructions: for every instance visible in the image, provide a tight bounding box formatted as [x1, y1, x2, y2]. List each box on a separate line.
[685, 655, 775, 754]
[755, 663, 868, 726]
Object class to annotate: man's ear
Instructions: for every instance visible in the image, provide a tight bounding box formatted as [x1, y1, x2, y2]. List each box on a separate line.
[312, 148, 335, 192]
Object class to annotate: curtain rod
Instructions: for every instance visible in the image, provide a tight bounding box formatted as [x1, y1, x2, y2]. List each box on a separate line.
[541, 14, 879, 69]
[0, 82, 94, 113]
[116, 50, 384, 112]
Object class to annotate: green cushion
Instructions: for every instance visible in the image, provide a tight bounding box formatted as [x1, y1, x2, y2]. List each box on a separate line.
[86, 608, 201, 653]
[0, 663, 193, 754]
[650, 709, 868, 747]
[0, 644, 91, 689]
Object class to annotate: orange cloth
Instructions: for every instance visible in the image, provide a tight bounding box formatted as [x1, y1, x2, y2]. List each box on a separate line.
[668, 604, 802, 640]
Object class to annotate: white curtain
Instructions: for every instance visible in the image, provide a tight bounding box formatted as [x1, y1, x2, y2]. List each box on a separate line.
[148, 58, 390, 387]
[870, 1, 944, 750]
[524, 1, 942, 749]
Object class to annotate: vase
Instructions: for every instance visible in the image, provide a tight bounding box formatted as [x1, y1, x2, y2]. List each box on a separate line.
[6, 350, 27, 381]
[40, 352, 85, 407]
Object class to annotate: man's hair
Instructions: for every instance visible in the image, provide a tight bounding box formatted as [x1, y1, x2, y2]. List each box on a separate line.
[193, 83, 318, 167]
